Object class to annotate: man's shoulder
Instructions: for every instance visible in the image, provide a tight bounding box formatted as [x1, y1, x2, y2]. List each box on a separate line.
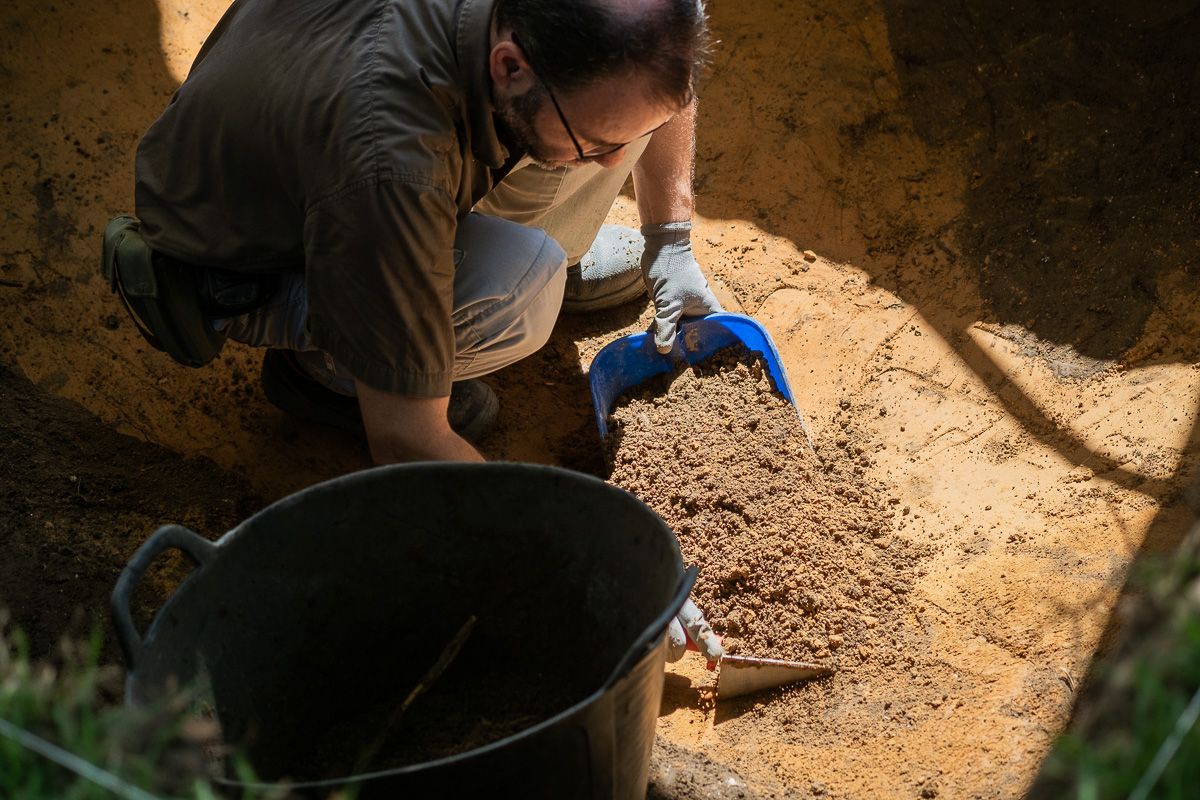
[135, 0, 484, 263]
[183, 0, 469, 173]
[298, 1, 471, 201]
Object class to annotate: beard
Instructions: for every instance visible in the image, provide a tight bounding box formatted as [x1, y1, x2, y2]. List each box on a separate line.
[496, 85, 578, 170]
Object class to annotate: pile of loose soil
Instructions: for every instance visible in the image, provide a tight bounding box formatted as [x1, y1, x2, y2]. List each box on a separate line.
[607, 347, 921, 671]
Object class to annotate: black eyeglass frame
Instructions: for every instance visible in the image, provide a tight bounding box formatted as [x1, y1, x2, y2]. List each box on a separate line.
[511, 33, 627, 162]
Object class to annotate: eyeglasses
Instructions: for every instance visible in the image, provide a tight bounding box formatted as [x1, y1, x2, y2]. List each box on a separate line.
[511, 33, 626, 162]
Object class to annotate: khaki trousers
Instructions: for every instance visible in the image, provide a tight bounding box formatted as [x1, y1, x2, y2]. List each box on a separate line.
[224, 136, 650, 394]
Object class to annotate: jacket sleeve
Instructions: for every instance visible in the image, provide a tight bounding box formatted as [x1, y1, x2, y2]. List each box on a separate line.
[303, 175, 459, 397]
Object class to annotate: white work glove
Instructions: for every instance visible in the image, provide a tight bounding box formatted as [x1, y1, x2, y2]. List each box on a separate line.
[641, 222, 723, 353]
[666, 598, 726, 663]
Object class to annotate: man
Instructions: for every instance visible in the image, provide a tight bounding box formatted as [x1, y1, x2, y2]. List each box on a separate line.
[104, 0, 722, 463]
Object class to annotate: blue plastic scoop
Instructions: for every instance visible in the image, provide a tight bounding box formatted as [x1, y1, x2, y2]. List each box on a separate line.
[588, 312, 814, 449]
[589, 313, 831, 697]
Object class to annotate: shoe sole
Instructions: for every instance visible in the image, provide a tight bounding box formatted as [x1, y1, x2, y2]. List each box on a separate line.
[260, 350, 365, 435]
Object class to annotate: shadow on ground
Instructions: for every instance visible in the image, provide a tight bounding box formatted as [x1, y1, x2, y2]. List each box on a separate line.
[883, 0, 1200, 363]
[693, 0, 1200, 751]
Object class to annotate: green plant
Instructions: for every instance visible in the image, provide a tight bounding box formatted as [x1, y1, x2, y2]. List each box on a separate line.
[0, 615, 367, 799]
[0, 616, 207, 798]
[0, 614, 326, 800]
[1034, 545, 1200, 800]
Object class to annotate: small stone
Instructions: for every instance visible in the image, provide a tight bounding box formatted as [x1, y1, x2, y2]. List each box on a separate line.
[828, 634, 844, 649]
[802, 249, 818, 262]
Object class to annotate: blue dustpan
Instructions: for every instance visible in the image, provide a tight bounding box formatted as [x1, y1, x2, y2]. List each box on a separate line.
[589, 312, 814, 448]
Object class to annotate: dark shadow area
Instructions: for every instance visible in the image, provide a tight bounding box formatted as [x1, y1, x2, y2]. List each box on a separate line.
[881, 0, 1200, 362]
[658, 671, 705, 717]
[0, 365, 261, 661]
[0, 0, 239, 659]
[1028, 507, 1200, 797]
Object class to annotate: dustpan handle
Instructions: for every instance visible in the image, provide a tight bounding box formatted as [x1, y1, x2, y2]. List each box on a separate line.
[601, 565, 698, 690]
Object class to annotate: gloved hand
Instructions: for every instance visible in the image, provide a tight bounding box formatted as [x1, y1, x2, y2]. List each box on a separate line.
[641, 221, 723, 354]
[666, 598, 726, 663]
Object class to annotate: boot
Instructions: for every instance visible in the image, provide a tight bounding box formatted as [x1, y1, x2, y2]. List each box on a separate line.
[560, 224, 648, 312]
[260, 349, 498, 442]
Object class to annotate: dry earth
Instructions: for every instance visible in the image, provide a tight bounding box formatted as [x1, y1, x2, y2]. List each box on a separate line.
[2, 0, 1199, 798]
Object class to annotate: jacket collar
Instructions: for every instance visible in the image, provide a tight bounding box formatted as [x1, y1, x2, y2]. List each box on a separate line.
[455, 0, 508, 169]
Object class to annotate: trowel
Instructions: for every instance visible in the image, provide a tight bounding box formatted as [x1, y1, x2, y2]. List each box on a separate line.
[672, 599, 833, 700]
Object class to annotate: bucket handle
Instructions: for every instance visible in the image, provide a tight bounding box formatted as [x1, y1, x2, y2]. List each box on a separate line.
[110, 524, 217, 671]
[601, 565, 698, 690]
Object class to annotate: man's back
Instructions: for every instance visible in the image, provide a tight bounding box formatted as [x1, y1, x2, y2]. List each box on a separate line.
[134, 0, 496, 271]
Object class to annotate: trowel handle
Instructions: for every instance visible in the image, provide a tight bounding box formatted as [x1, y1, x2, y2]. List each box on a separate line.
[678, 598, 725, 668]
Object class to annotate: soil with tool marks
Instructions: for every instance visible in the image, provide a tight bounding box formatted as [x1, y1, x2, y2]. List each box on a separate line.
[607, 347, 924, 670]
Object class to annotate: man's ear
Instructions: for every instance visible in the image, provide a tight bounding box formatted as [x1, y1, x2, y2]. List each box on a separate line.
[489, 39, 535, 96]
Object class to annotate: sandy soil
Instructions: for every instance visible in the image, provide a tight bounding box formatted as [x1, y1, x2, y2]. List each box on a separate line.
[2, 0, 1199, 797]
[608, 347, 918, 669]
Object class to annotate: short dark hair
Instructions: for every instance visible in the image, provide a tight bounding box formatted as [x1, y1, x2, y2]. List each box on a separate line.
[495, 0, 710, 108]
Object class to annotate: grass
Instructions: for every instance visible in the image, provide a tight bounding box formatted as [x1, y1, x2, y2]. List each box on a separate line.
[1033, 531, 1200, 799]
[0, 616, 203, 798]
[0, 614, 330, 799]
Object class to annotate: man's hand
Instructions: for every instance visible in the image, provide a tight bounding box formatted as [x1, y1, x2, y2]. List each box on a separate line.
[632, 101, 722, 352]
[356, 380, 484, 463]
[666, 598, 726, 663]
[641, 221, 723, 353]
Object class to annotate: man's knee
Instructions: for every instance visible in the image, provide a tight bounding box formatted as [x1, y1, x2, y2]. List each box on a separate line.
[453, 213, 566, 317]
[479, 226, 566, 360]
[518, 242, 568, 352]
[451, 215, 567, 377]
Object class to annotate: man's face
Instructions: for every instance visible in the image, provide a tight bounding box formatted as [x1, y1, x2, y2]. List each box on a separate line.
[497, 69, 678, 170]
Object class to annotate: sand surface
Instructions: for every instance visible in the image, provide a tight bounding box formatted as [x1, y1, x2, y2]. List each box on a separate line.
[1, 0, 1198, 797]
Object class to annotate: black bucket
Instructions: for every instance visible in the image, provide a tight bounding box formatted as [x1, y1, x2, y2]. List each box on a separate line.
[112, 463, 694, 798]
